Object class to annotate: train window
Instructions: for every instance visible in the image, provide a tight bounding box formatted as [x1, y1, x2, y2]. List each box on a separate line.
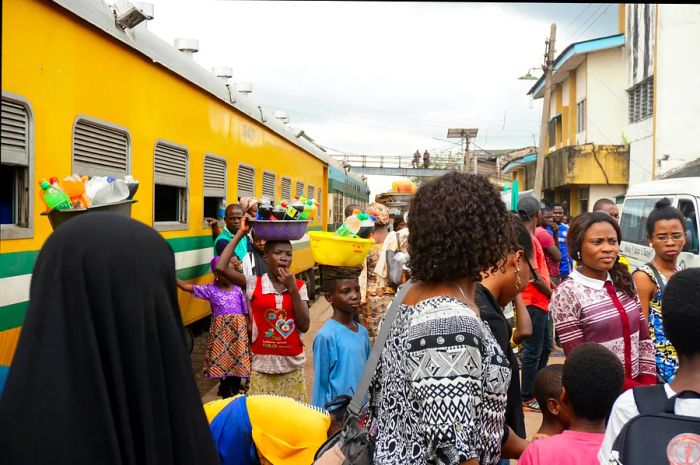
[1, 94, 33, 239]
[262, 171, 276, 199]
[296, 181, 304, 198]
[203, 154, 226, 220]
[281, 177, 292, 200]
[153, 141, 188, 230]
[237, 164, 255, 200]
[308, 185, 315, 200]
[72, 117, 129, 178]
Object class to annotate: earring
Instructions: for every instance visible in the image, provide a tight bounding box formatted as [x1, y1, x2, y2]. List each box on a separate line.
[515, 267, 522, 290]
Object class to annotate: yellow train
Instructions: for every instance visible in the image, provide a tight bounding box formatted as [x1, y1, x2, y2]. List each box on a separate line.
[0, 0, 369, 369]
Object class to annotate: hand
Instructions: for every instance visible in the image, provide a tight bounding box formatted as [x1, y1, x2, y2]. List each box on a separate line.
[230, 256, 243, 272]
[278, 267, 296, 290]
[204, 217, 218, 226]
[240, 214, 252, 234]
[551, 222, 559, 233]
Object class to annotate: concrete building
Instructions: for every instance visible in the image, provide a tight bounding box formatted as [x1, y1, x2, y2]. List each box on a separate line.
[509, 34, 629, 216]
[623, 4, 700, 184]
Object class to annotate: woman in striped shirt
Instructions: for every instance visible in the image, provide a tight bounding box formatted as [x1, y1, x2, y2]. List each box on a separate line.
[550, 212, 656, 390]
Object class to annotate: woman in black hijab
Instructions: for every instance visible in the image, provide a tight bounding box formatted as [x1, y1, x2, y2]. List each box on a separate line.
[0, 213, 219, 465]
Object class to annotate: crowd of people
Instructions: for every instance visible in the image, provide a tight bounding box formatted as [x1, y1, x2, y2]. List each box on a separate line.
[0, 171, 697, 465]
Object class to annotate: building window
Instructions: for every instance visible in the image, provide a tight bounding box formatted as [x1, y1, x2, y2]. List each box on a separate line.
[548, 115, 561, 150]
[628, 77, 654, 123]
[154, 141, 188, 228]
[281, 177, 292, 200]
[578, 186, 589, 214]
[237, 164, 255, 200]
[296, 181, 304, 198]
[73, 117, 129, 177]
[262, 171, 276, 199]
[203, 154, 226, 220]
[1, 95, 33, 239]
[577, 99, 586, 133]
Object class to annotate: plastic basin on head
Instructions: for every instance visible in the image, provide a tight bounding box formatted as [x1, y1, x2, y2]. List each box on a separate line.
[249, 220, 308, 241]
[308, 231, 373, 267]
[40, 200, 137, 231]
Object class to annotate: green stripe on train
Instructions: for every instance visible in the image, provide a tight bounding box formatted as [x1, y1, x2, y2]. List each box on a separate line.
[0, 302, 28, 332]
[0, 251, 40, 279]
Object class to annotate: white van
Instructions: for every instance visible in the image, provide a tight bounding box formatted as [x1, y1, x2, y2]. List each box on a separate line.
[619, 177, 700, 270]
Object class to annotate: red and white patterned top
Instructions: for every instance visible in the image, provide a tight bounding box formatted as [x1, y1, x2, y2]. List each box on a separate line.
[550, 270, 655, 382]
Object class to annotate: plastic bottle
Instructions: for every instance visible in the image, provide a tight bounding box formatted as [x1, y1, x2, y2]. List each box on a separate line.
[257, 198, 273, 220]
[299, 198, 315, 220]
[271, 201, 287, 221]
[285, 200, 302, 220]
[291, 196, 305, 215]
[336, 209, 365, 237]
[357, 214, 377, 239]
[61, 175, 91, 208]
[39, 180, 72, 211]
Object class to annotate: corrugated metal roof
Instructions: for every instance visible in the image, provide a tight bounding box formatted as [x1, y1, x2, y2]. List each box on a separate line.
[49, 0, 331, 165]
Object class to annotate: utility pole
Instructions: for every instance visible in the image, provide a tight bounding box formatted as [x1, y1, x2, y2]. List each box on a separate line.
[533, 23, 556, 200]
[447, 128, 478, 173]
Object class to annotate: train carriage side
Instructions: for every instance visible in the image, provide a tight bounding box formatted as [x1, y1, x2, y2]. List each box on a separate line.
[327, 163, 370, 231]
[0, 0, 328, 368]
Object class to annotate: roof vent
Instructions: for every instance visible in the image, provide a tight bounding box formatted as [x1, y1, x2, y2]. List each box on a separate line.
[114, 0, 153, 29]
[235, 82, 253, 96]
[174, 38, 199, 59]
[274, 111, 289, 124]
[133, 3, 154, 29]
[212, 66, 233, 83]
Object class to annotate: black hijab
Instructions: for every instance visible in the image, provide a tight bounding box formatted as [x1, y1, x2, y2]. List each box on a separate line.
[0, 213, 219, 465]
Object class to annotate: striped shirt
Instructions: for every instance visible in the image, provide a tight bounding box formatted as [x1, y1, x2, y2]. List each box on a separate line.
[550, 270, 655, 380]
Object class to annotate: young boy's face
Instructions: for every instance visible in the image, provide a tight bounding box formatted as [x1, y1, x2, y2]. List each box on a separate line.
[325, 279, 361, 314]
[253, 236, 266, 253]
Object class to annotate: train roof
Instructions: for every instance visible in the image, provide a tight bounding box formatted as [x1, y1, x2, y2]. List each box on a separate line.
[50, 0, 332, 166]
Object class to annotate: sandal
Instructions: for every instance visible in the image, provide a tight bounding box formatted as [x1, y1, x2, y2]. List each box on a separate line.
[522, 398, 541, 412]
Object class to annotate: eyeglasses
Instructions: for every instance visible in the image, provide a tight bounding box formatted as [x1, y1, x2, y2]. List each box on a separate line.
[526, 261, 538, 283]
[653, 233, 686, 242]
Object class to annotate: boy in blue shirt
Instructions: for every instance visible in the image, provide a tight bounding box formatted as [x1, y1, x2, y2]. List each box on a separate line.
[312, 266, 371, 408]
[550, 203, 572, 279]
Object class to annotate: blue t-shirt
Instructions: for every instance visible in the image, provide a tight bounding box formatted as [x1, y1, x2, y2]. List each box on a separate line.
[548, 223, 571, 276]
[312, 319, 371, 408]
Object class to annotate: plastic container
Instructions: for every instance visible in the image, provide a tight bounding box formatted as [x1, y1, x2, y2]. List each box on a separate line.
[309, 231, 373, 267]
[39, 181, 72, 211]
[85, 176, 110, 200]
[91, 179, 130, 206]
[357, 215, 377, 239]
[391, 180, 417, 194]
[336, 210, 365, 237]
[41, 199, 138, 231]
[60, 176, 91, 208]
[123, 175, 140, 200]
[248, 220, 309, 241]
[257, 198, 273, 220]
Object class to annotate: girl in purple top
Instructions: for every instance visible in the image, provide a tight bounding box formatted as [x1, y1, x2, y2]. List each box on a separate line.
[177, 256, 251, 398]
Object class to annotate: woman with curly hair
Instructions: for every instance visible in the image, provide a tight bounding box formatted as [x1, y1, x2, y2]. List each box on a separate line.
[367, 172, 517, 465]
[550, 212, 656, 391]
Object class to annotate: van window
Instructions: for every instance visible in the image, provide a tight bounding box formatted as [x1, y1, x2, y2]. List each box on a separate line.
[678, 199, 699, 254]
[620, 197, 661, 246]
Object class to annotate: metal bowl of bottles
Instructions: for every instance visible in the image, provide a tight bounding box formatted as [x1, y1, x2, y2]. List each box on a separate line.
[308, 231, 374, 267]
[248, 220, 309, 241]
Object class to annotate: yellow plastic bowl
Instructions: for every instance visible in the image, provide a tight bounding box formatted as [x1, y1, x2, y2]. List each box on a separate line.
[308, 231, 374, 267]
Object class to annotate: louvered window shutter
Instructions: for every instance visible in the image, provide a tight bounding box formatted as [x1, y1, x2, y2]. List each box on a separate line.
[262, 172, 275, 199]
[154, 142, 187, 188]
[203, 155, 226, 197]
[73, 119, 129, 177]
[237, 165, 255, 198]
[308, 185, 315, 200]
[296, 181, 304, 197]
[281, 178, 292, 200]
[1, 99, 29, 166]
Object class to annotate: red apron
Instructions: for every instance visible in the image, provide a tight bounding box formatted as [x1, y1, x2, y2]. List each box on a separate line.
[250, 276, 305, 357]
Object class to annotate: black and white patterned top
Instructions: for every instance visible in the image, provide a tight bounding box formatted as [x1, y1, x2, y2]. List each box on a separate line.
[367, 296, 511, 465]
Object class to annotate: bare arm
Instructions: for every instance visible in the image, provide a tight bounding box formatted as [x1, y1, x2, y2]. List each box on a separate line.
[279, 268, 310, 333]
[500, 426, 528, 459]
[531, 271, 553, 298]
[214, 223, 248, 289]
[543, 244, 562, 262]
[205, 217, 221, 241]
[633, 271, 656, 321]
[176, 278, 194, 293]
[512, 294, 532, 344]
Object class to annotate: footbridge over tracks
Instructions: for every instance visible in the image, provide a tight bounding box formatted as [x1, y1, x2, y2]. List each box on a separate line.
[330, 151, 507, 177]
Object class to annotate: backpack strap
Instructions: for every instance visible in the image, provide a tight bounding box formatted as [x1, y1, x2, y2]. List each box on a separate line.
[664, 390, 700, 414]
[632, 384, 668, 415]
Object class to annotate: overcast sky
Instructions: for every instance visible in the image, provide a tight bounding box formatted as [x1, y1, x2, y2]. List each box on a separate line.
[144, 1, 618, 199]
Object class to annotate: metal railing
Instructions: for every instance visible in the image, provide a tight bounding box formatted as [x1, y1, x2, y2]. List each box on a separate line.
[330, 153, 464, 170]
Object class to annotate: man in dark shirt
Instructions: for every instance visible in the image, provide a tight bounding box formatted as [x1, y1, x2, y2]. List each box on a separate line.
[213, 204, 248, 262]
